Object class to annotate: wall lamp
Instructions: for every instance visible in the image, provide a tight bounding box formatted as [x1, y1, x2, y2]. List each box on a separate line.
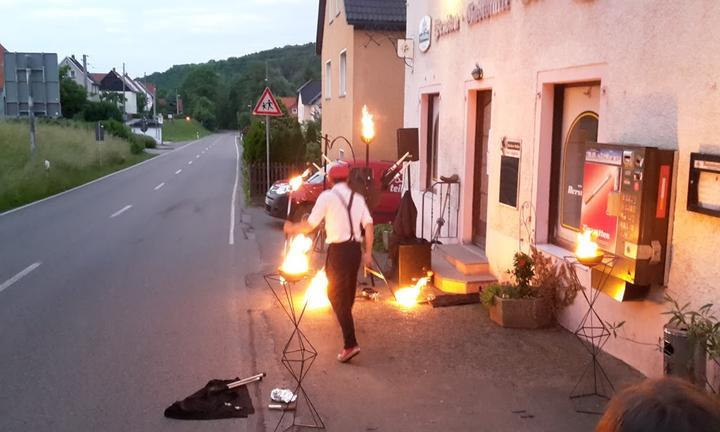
[471, 63, 484, 81]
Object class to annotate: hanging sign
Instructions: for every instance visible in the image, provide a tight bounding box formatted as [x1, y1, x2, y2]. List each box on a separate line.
[252, 87, 283, 116]
[418, 16, 432, 52]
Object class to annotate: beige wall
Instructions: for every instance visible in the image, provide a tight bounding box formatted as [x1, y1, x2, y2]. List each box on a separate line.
[321, 3, 406, 163]
[404, 0, 720, 378]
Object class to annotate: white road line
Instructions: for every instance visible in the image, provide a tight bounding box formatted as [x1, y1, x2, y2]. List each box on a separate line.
[110, 205, 132, 219]
[0, 262, 42, 294]
[154, 182, 165, 191]
[188, 160, 193, 165]
[175, 169, 182, 174]
[229, 137, 240, 245]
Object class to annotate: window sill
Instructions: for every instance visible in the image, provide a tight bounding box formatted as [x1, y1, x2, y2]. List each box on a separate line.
[535, 243, 590, 273]
[339, 93, 346, 98]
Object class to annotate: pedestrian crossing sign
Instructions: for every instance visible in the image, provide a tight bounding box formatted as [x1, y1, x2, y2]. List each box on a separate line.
[252, 87, 283, 116]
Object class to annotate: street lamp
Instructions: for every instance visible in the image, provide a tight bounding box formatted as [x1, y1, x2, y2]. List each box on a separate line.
[360, 105, 375, 168]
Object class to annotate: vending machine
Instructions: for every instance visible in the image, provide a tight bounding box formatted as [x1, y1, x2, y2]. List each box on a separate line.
[580, 143, 675, 299]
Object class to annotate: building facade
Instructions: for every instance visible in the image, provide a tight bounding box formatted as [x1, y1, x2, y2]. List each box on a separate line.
[59, 55, 100, 100]
[404, 0, 720, 377]
[317, 0, 406, 162]
[297, 80, 322, 124]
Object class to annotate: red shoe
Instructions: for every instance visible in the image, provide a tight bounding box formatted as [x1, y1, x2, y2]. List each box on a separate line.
[337, 346, 360, 363]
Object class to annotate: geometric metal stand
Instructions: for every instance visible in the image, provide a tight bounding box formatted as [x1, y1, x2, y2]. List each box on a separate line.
[264, 273, 326, 431]
[563, 254, 618, 415]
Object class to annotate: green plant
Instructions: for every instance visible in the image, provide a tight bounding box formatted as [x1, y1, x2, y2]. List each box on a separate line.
[372, 223, 392, 252]
[84, 101, 123, 122]
[481, 283, 506, 307]
[102, 119, 132, 140]
[131, 133, 157, 149]
[664, 294, 720, 360]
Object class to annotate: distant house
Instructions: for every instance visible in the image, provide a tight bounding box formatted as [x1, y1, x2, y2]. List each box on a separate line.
[0, 42, 6, 94]
[59, 55, 100, 100]
[297, 80, 321, 124]
[317, 0, 407, 161]
[97, 69, 138, 116]
[279, 96, 298, 118]
[132, 79, 155, 114]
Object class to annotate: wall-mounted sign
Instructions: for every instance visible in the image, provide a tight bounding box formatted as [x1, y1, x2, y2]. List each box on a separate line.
[418, 16, 432, 52]
[435, 15, 461, 41]
[499, 138, 521, 208]
[466, 0, 511, 26]
[688, 152, 720, 217]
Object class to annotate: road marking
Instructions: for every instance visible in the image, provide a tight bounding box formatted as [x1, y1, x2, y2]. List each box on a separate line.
[154, 182, 165, 191]
[229, 137, 240, 245]
[188, 160, 193, 165]
[110, 205, 133, 219]
[0, 262, 42, 294]
[175, 169, 182, 174]
[0, 136, 213, 218]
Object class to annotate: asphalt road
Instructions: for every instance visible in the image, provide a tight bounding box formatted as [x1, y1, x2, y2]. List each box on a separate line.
[0, 133, 263, 431]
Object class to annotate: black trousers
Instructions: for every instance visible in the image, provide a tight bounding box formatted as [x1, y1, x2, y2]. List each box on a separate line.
[326, 241, 361, 349]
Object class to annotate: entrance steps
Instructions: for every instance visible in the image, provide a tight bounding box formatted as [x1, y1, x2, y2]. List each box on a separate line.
[432, 245, 496, 294]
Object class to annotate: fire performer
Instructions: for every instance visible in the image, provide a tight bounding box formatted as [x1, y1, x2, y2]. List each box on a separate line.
[284, 164, 373, 363]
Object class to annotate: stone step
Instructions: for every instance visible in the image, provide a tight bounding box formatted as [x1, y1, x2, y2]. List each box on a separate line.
[431, 255, 497, 294]
[435, 244, 490, 275]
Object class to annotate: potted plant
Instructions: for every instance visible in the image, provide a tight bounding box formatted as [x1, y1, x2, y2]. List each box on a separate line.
[480, 247, 581, 329]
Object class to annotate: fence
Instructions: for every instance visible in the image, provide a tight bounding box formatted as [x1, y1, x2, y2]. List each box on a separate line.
[246, 162, 305, 198]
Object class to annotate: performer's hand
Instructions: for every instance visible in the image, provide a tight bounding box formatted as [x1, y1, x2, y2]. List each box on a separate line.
[363, 251, 373, 268]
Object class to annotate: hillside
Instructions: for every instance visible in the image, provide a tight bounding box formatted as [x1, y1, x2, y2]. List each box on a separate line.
[147, 43, 320, 130]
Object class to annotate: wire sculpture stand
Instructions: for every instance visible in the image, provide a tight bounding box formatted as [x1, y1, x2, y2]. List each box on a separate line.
[564, 254, 618, 415]
[264, 272, 325, 431]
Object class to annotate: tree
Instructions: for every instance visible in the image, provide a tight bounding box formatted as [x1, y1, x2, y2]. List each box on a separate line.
[100, 91, 126, 106]
[303, 116, 322, 164]
[136, 92, 147, 115]
[59, 65, 87, 119]
[191, 96, 217, 130]
[242, 104, 305, 165]
[83, 101, 122, 122]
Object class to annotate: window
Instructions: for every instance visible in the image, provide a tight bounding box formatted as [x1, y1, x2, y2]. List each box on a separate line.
[70, 69, 76, 78]
[549, 83, 600, 246]
[339, 51, 347, 97]
[426, 93, 440, 189]
[325, 61, 332, 99]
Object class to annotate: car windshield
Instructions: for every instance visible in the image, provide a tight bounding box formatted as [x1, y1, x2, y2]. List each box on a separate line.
[306, 171, 324, 184]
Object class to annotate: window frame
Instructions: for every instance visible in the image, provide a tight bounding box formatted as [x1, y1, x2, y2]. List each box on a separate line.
[339, 50, 347, 97]
[426, 93, 440, 189]
[325, 60, 332, 100]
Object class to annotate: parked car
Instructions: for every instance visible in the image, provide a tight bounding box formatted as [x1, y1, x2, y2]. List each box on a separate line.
[264, 160, 403, 224]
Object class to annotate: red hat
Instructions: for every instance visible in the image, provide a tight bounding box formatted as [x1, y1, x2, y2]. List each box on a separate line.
[328, 164, 349, 181]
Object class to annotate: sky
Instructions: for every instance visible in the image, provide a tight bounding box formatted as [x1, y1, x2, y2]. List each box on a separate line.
[0, 0, 318, 78]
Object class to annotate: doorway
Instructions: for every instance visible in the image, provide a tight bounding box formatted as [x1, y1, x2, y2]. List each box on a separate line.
[472, 90, 492, 248]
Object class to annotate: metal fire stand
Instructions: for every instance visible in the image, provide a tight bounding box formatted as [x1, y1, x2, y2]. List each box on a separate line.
[264, 272, 325, 431]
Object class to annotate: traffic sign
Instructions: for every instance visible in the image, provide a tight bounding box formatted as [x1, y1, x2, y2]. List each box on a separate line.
[252, 87, 283, 116]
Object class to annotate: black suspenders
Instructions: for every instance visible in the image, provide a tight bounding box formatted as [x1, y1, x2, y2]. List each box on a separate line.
[332, 190, 356, 242]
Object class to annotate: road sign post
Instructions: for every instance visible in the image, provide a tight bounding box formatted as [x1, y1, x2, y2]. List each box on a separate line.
[252, 87, 283, 190]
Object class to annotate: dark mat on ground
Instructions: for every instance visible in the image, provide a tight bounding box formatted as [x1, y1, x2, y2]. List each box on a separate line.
[164, 379, 255, 420]
[429, 293, 480, 308]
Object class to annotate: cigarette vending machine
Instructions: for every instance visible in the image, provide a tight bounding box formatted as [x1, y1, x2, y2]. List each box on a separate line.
[580, 143, 675, 299]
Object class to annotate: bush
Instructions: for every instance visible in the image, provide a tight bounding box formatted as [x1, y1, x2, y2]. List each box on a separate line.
[129, 136, 145, 154]
[84, 101, 123, 122]
[102, 119, 131, 140]
[131, 133, 157, 149]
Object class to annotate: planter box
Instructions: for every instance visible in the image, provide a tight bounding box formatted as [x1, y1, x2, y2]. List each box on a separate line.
[489, 295, 553, 329]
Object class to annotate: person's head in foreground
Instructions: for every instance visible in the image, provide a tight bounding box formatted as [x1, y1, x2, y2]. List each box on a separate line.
[327, 164, 349, 185]
[596, 377, 720, 432]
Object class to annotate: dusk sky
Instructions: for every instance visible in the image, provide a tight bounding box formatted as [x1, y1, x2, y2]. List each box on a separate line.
[0, 0, 318, 77]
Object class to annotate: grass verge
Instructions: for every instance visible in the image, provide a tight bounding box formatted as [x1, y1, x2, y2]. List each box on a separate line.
[0, 120, 151, 213]
[162, 119, 211, 142]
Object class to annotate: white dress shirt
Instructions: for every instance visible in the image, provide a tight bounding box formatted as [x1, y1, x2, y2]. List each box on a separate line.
[307, 182, 373, 244]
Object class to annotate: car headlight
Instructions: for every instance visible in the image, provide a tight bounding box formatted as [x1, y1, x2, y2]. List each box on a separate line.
[276, 185, 291, 195]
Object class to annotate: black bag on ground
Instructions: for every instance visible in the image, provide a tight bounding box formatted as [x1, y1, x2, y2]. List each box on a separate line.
[164, 378, 255, 420]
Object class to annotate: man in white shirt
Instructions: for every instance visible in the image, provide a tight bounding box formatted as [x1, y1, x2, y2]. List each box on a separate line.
[284, 164, 374, 363]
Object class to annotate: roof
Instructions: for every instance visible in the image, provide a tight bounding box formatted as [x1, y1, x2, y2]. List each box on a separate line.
[298, 80, 322, 105]
[316, 0, 406, 54]
[345, 0, 406, 30]
[90, 73, 107, 84]
[144, 83, 156, 94]
[65, 55, 85, 72]
[280, 96, 298, 110]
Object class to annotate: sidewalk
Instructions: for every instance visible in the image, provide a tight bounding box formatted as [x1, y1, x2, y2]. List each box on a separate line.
[243, 207, 644, 432]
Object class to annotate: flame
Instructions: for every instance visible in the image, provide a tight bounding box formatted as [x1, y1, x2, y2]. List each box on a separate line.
[304, 269, 330, 310]
[575, 229, 600, 259]
[395, 277, 429, 308]
[360, 105, 375, 144]
[289, 175, 303, 192]
[280, 235, 313, 277]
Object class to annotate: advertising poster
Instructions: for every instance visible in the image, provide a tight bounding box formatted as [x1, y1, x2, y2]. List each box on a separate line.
[580, 161, 620, 251]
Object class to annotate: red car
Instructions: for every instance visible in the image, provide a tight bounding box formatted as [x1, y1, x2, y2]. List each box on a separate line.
[266, 161, 403, 224]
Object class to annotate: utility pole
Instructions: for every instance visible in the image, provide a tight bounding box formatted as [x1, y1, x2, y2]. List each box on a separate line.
[265, 61, 270, 189]
[122, 62, 126, 119]
[82, 54, 88, 94]
[26, 66, 36, 155]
